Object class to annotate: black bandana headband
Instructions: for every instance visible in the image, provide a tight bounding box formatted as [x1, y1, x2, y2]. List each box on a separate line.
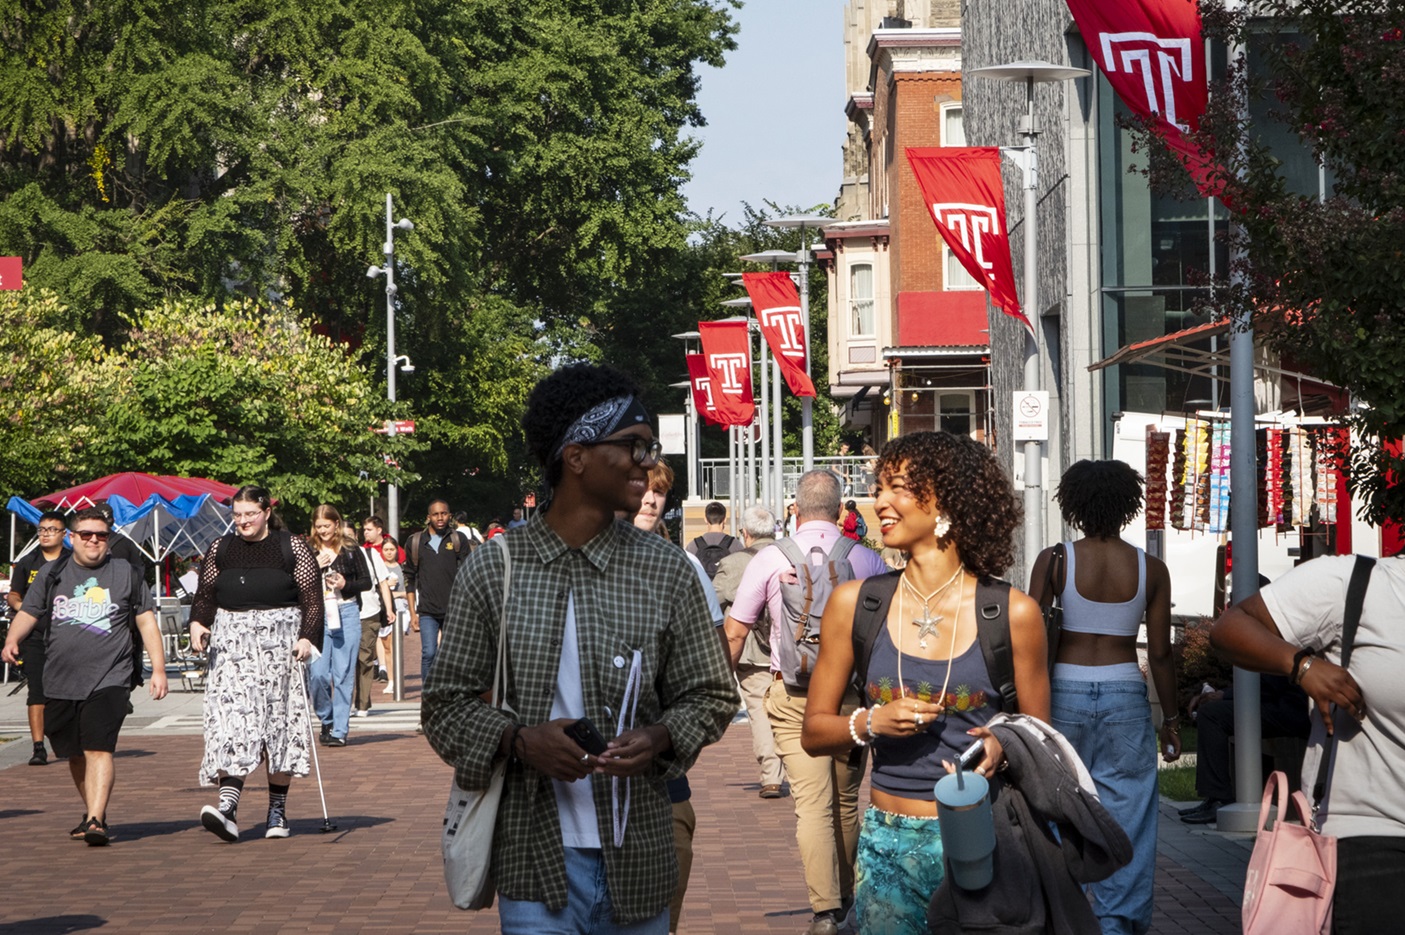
[551, 394, 651, 465]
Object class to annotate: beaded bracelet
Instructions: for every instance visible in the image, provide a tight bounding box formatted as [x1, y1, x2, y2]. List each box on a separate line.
[866, 703, 883, 742]
[849, 708, 869, 747]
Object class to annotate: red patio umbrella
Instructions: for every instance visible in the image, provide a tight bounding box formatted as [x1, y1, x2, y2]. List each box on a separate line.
[31, 472, 239, 509]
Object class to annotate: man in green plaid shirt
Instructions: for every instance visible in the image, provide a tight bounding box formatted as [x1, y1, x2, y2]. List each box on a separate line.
[424, 364, 737, 933]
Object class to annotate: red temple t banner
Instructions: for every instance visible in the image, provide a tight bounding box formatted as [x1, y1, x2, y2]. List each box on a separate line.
[684, 353, 723, 426]
[905, 147, 1028, 333]
[698, 320, 755, 427]
[0, 257, 22, 291]
[1064, 0, 1223, 200]
[741, 272, 816, 398]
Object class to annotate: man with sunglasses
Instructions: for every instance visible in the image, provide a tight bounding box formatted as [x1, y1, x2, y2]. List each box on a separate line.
[2, 507, 167, 845]
[424, 364, 735, 933]
[6, 510, 71, 766]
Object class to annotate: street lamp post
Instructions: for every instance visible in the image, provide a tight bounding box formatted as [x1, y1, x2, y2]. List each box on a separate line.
[762, 215, 830, 472]
[366, 192, 413, 701]
[969, 62, 1088, 580]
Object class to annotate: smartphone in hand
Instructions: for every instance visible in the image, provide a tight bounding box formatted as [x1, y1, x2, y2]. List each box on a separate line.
[957, 738, 985, 770]
[564, 717, 609, 756]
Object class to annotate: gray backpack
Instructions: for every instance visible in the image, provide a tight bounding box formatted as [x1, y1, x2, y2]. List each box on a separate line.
[773, 536, 857, 689]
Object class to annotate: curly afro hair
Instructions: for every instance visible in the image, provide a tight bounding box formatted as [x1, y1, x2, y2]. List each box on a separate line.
[523, 363, 642, 489]
[1055, 459, 1144, 539]
[875, 431, 1020, 579]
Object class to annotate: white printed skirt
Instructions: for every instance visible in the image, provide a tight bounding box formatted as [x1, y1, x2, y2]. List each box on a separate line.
[199, 606, 312, 785]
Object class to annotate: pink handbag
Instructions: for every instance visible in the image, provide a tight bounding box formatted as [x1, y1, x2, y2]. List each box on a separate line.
[1242, 770, 1336, 935]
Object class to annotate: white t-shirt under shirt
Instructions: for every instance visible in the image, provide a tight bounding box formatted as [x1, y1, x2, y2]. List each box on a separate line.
[551, 591, 600, 848]
[1260, 554, 1405, 838]
[359, 547, 393, 620]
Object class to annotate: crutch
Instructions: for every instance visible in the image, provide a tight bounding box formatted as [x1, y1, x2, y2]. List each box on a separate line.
[295, 657, 338, 832]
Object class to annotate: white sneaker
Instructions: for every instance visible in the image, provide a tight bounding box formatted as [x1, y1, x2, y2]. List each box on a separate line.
[382, 682, 395, 695]
[352, 709, 369, 718]
[200, 804, 238, 842]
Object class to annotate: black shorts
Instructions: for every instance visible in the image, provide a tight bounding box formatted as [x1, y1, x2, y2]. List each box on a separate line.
[19, 636, 45, 705]
[45, 686, 131, 757]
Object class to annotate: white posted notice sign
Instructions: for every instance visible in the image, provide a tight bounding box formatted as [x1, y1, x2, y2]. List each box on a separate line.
[1013, 391, 1050, 442]
[658, 413, 687, 455]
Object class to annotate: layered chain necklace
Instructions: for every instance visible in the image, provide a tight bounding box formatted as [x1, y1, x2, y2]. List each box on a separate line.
[899, 563, 965, 650]
[895, 570, 965, 715]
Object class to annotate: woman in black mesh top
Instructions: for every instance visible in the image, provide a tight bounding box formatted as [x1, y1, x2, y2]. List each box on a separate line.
[189, 485, 323, 842]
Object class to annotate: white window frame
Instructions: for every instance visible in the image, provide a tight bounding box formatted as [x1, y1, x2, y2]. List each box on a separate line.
[849, 262, 875, 337]
[940, 102, 966, 147]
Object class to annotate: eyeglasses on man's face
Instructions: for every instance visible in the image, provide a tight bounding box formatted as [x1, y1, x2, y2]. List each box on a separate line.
[37, 526, 65, 536]
[580, 436, 663, 465]
[73, 530, 111, 542]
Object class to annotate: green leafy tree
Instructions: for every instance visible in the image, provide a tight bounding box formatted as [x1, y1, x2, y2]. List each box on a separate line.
[1126, 2, 1405, 524]
[0, 290, 107, 497]
[91, 299, 416, 527]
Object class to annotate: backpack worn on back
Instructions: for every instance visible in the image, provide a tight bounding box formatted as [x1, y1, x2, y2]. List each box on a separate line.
[773, 536, 858, 690]
[691, 534, 735, 580]
[850, 572, 1024, 712]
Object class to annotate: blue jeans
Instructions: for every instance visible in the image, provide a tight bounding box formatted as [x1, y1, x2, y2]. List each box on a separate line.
[497, 846, 669, 935]
[419, 613, 441, 682]
[311, 602, 361, 740]
[855, 806, 944, 935]
[1051, 678, 1156, 935]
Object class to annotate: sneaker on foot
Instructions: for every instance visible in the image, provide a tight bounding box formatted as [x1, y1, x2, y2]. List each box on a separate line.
[382, 682, 395, 695]
[265, 806, 290, 839]
[758, 784, 783, 799]
[352, 709, 369, 718]
[374, 668, 388, 682]
[82, 817, 110, 846]
[29, 743, 48, 766]
[806, 910, 841, 935]
[200, 804, 239, 842]
[324, 735, 347, 747]
[319, 723, 332, 745]
[70, 815, 89, 841]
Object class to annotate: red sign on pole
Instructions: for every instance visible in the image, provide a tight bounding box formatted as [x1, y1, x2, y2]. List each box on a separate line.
[372, 420, 416, 435]
[685, 354, 723, 426]
[906, 147, 1028, 334]
[697, 321, 755, 427]
[0, 257, 22, 291]
[523, 492, 537, 509]
[742, 272, 816, 398]
[1064, 0, 1222, 200]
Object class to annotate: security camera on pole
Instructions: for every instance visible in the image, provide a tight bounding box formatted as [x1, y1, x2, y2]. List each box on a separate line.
[366, 192, 414, 701]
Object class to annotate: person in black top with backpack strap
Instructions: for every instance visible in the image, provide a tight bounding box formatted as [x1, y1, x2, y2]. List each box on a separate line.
[800, 431, 1049, 935]
[686, 500, 743, 579]
[189, 485, 324, 842]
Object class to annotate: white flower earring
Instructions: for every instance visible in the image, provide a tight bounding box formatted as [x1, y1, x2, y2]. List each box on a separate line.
[933, 514, 951, 539]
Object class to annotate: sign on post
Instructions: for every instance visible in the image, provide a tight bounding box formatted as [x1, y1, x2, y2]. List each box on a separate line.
[1013, 391, 1049, 442]
[658, 414, 686, 455]
[372, 420, 417, 435]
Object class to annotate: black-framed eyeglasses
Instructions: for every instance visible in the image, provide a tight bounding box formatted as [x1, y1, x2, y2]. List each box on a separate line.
[73, 530, 111, 542]
[37, 526, 65, 535]
[579, 436, 664, 465]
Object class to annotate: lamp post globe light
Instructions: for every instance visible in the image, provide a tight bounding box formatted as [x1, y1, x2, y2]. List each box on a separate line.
[968, 61, 1088, 581]
[366, 191, 413, 702]
[761, 215, 829, 472]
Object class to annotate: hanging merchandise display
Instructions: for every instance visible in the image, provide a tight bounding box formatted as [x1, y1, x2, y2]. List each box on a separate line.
[1144, 428, 1170, 531]
[1208, 419, 1231, 534]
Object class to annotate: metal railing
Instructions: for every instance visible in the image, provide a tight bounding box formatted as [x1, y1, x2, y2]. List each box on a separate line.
[695, 455, 875, 502]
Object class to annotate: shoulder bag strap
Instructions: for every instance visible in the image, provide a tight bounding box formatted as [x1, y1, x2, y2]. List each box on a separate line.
[974, 578, 1017, 712]
[1312, 554, 1374, 807]
[851, 572, 901, 695]
[490, 536, 512, 709]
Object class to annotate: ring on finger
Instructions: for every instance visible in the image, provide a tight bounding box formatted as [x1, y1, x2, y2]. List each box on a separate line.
[914, 712, 923, 727]
[580, 754, 591, 763]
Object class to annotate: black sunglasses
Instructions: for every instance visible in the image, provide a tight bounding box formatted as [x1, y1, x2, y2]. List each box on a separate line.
[578, 436, 664, 465]
[73, 530, 111, 542]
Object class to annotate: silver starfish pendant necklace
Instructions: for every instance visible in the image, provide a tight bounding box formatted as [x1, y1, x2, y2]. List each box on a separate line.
[899, 563, 965, 650]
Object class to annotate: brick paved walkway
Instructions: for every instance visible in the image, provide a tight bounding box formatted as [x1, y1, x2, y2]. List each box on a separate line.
[0, 639, 1251, 934]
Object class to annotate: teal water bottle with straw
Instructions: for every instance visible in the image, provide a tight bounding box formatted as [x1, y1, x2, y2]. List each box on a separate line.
[934, 742, 996, 890]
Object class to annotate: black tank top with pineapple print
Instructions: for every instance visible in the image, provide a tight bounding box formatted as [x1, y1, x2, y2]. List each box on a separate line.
[863, 626, 1002, 800]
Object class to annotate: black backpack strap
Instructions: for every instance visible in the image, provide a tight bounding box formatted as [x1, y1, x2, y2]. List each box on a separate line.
[720, 534, 735, 551]
[851, 572, 901, 697]
[974, 577, 1017, 712]
[1313, 555, 1375, 804]
[691, 536, 708, 553]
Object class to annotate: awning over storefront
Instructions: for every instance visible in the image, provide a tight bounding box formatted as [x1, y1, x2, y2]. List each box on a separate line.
[1088, 318, 1335, 388]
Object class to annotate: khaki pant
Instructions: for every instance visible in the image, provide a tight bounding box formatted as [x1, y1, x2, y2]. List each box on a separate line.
[764, 678, 864, 914]
[669, 798, 696, 932]
[352, 614, 379, 712]
[738, 664, 785, 788]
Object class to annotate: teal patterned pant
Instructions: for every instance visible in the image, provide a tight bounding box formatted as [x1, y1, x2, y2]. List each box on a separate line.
[854, 806, 945, 935]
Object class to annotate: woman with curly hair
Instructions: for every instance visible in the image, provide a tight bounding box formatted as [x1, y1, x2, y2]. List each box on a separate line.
[801, 431, 1048, 934]
[1027, 459, 1177, 935]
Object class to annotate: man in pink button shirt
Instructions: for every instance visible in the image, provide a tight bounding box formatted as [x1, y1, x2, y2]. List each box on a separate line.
[723, 470, 888, 935]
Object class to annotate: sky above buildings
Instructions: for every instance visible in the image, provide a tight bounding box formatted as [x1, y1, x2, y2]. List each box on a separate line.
[681, 2, 848, 223]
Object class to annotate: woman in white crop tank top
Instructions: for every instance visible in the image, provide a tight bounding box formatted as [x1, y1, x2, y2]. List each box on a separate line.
[1028, 460, 1178, 935]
